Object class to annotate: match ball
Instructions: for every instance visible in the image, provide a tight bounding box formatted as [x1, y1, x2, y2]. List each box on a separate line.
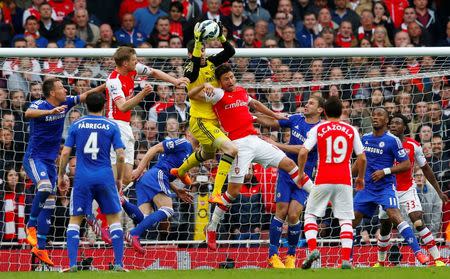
[198, 20, 220, 41]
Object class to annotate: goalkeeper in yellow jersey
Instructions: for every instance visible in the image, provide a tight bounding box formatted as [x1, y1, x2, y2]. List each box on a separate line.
[170, 21, 236, 205]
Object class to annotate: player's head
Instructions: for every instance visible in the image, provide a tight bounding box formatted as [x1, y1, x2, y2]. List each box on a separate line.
[304, 95, 324, 117]
[389, 113, 410, 138]
[43, 78, 67, 102]
[86, 92, 106, 113]
[323, 96, 342, 119]
[113, 46, 138, 72]
[215, 64, 236, 92]
[371, 107, 389, 130]
[187, 39, 206, 64]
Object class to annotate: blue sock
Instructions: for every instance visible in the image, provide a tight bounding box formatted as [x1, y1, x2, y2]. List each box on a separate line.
[67, 224, 80, 268]
[122, 200, 144, 224]
[287, 222, 301, 256]
[269, 217, 283, 257]
[130, 209, 171, 237]
[37, 207, 53, 249]
[109, 223, 124, 267]
[398, 221, 420, 253]
[28, 191, 50, 227]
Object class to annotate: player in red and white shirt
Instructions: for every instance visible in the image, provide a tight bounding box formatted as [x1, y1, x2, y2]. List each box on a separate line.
[106, 46, 189, 186]
[298, 96, 366, 270]
[375, 114, 448, 267]
[188, 64, 312, 250]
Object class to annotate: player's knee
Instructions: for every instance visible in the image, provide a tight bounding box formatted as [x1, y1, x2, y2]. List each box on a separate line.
[43, 198, 56, 210]
[159, 206, 174, 219]
[413, 219, 423, 230]
[287, 214, 300, 224]
[279, 157, 296, 171]
[37, 180, 53, 193]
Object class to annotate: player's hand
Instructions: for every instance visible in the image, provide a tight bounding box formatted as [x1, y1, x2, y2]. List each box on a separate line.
[216, 20, 227, 43]
[371, 170, 385, 182]
[194, 22, 205, 42]
[274, 113, 289, 120]
[58, 174, 70, 192]
[175, 77, 189, 88]
[131, 168, 144, 181]
[355, 177, 364, 191]
[141, 84, 153, 96]
[49, 105, 68, 115]
[175, 187, 194, 204]
[203, 83, 214, 94]
[116, 180, 123, 193]
[439, 192, 449, 204]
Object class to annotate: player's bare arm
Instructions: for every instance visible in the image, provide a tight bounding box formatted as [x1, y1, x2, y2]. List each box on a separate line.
[187, 83, 214, 101]
[263, 135, 303, 155]
[115, 148, 125, 192]
[254, 114, 281, 129]
[115, 84, 153, 112]
[354, 153, 367, 190]
[371, 159, 410, 182]
[131, 143, 164, 181]
[150, 68, 189, 88]
[421, 163, 448, 203]
[169, 182, 194, 204]
[79, 83, 106, 103]
[249, 99, 288, 120]
[57, 146, 72, 191]
[25, 105, 68, 119]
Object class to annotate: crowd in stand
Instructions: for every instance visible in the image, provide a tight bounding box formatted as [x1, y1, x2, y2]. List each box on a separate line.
[0, 0, 449, 247]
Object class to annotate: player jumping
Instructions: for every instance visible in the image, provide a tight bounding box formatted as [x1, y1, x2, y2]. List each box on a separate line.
[58, 93, 127, 272]
[256, 96, 323, 268]
[170, 22, 238, 205]
[299, 96, 367, 269]
[373, 113, 448, 267]
[353, 108, 429, 265]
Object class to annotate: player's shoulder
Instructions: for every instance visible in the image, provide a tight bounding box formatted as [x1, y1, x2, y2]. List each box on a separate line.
[29, 99, 47, 109]
[404, 137, 420, 147]
[361, 132, 373, 140]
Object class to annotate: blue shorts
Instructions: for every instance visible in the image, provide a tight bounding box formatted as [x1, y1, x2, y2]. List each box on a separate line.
[275, 169, 308, 206]
[136, 168, 173, 206]
[23, 156, 57, 194]
[353, 184, 399, 217]
[70, 176, 121, 216]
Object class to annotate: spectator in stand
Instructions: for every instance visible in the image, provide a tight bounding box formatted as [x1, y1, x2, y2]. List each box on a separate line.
[280, 25, 300, 48]
[394, 30, 411, 47]
[254, 19, 268, 46]
[22, 0, 57, 27]
[415, 124, 433, 144]
[292, 0, 318, 26]
[169, 35, 183, 48]
[96, 23, 119, 48]
[414, 0, 440, 46]
[265, 87, 290, 114]
[372, 25, 392, 47]
[133, 0, 167, 38]
[7, 58, 42, 95]
[157, 87, 190, 141]
[408, 21, 431, 46]
[0, 128, 22, 169]
[331, 0, 360, 36]
[372, 1, 394, 38]
[115, 13, 146, 47]
[358, 9, 374, 41]
[400, 7, 417, 33]
[384, 0, 409, 30]
[245, 0, 271, 23]
[319, 26, 336, 47]
[57, 21, 86, 48]
[238, 26, 260, 48]
[74, 8, 100, 45]
[143, 120, 158, 146]
[0, 6, 14, 46]
[119, 0, 147, 22]
[148, 16, 171, 47]
[335, 20, 357, 48]
[47, 0, 73, 22]
[296, 12, 317, 48]
[350, 94, 372, 134]
[148, 84, 174, 122]
[199, 0, 224, 23]
[163, 117, 181, 140]
[166, 2, 185, 45]
[428, 103, 447, 136]
[429, 135, 449, 188]
[273, 11, 290, 40]
[13, 16, 48, 48]
[38, 2, 61, 42]
[64, 0, 101, 26]
[60, 57, 80, 87]
[317, 7, 338, 34]
[222, 0, 253, 42]
[438, 20, 450, 47]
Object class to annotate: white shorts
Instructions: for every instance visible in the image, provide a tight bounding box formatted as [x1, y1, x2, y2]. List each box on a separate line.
[229, 135, 286, 184]
[110, 120, 134, 165]
[379, 185, 422, 219]
[305, 184, 354, 220]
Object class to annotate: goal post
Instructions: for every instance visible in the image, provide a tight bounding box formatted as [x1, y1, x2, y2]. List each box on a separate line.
[0, 47, 448, 271]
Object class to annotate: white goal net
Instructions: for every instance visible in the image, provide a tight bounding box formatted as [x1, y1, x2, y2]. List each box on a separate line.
[0, 47, 449, 271]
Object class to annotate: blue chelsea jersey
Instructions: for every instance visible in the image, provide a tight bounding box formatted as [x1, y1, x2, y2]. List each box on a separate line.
[362, 131, 408, 191]
[154, 138, 193, 180]
[25, 96, 79, 160]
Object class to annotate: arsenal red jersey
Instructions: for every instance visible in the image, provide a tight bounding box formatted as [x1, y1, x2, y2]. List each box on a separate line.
[210, 86, 257, 140]
[395, 137, 427, 191]
[105, 69, 137, 122]
[304, 121, 363, 186]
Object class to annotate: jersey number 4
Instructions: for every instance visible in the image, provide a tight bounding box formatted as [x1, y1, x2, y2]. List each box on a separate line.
[84, 132, 100, 160]
[325, 136, 348, 163]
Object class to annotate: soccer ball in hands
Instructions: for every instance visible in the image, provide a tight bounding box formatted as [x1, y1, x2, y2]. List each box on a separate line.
[197, 20, 220, 42]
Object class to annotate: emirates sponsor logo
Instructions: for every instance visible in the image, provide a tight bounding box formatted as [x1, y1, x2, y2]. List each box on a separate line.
[224, 99, 247, 110]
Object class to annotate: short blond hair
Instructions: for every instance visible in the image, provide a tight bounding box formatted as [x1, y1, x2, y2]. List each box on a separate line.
[113, 46, 136, 66]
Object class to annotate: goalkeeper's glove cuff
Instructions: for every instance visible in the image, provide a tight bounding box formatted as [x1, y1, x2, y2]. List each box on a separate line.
[192, 41, 203, 57]
[218, 35, 227, 43]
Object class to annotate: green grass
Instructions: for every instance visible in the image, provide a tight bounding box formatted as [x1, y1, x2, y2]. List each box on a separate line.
[1, 267, 449, 279]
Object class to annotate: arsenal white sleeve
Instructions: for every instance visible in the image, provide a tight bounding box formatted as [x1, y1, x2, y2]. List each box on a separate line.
[303, 125, 318, 151]
[414, 144, 427, 168]
[205, 88, 224, 105]
[352, 127, 364, 155]
[136, 63, 153, 75]
[106, 78, 125, 102]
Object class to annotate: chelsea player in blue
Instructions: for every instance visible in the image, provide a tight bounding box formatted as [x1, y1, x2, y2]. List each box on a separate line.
[120, 125, 194, 254]
[23, 78, 103, 265]
[352, 108, 429, 264]
[256, 95, 323, 268]
[58, 92, 127, 272]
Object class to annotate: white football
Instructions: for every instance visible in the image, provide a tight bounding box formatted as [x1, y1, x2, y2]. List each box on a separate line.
[198, 20, 220, 41]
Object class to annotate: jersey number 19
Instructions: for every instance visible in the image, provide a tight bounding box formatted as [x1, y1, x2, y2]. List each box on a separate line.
[325, 135, 348, 163]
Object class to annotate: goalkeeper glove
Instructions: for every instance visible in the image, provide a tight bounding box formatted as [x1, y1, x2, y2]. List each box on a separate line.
[217, 21, 227, 43]
[194, 22, 205, 42]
